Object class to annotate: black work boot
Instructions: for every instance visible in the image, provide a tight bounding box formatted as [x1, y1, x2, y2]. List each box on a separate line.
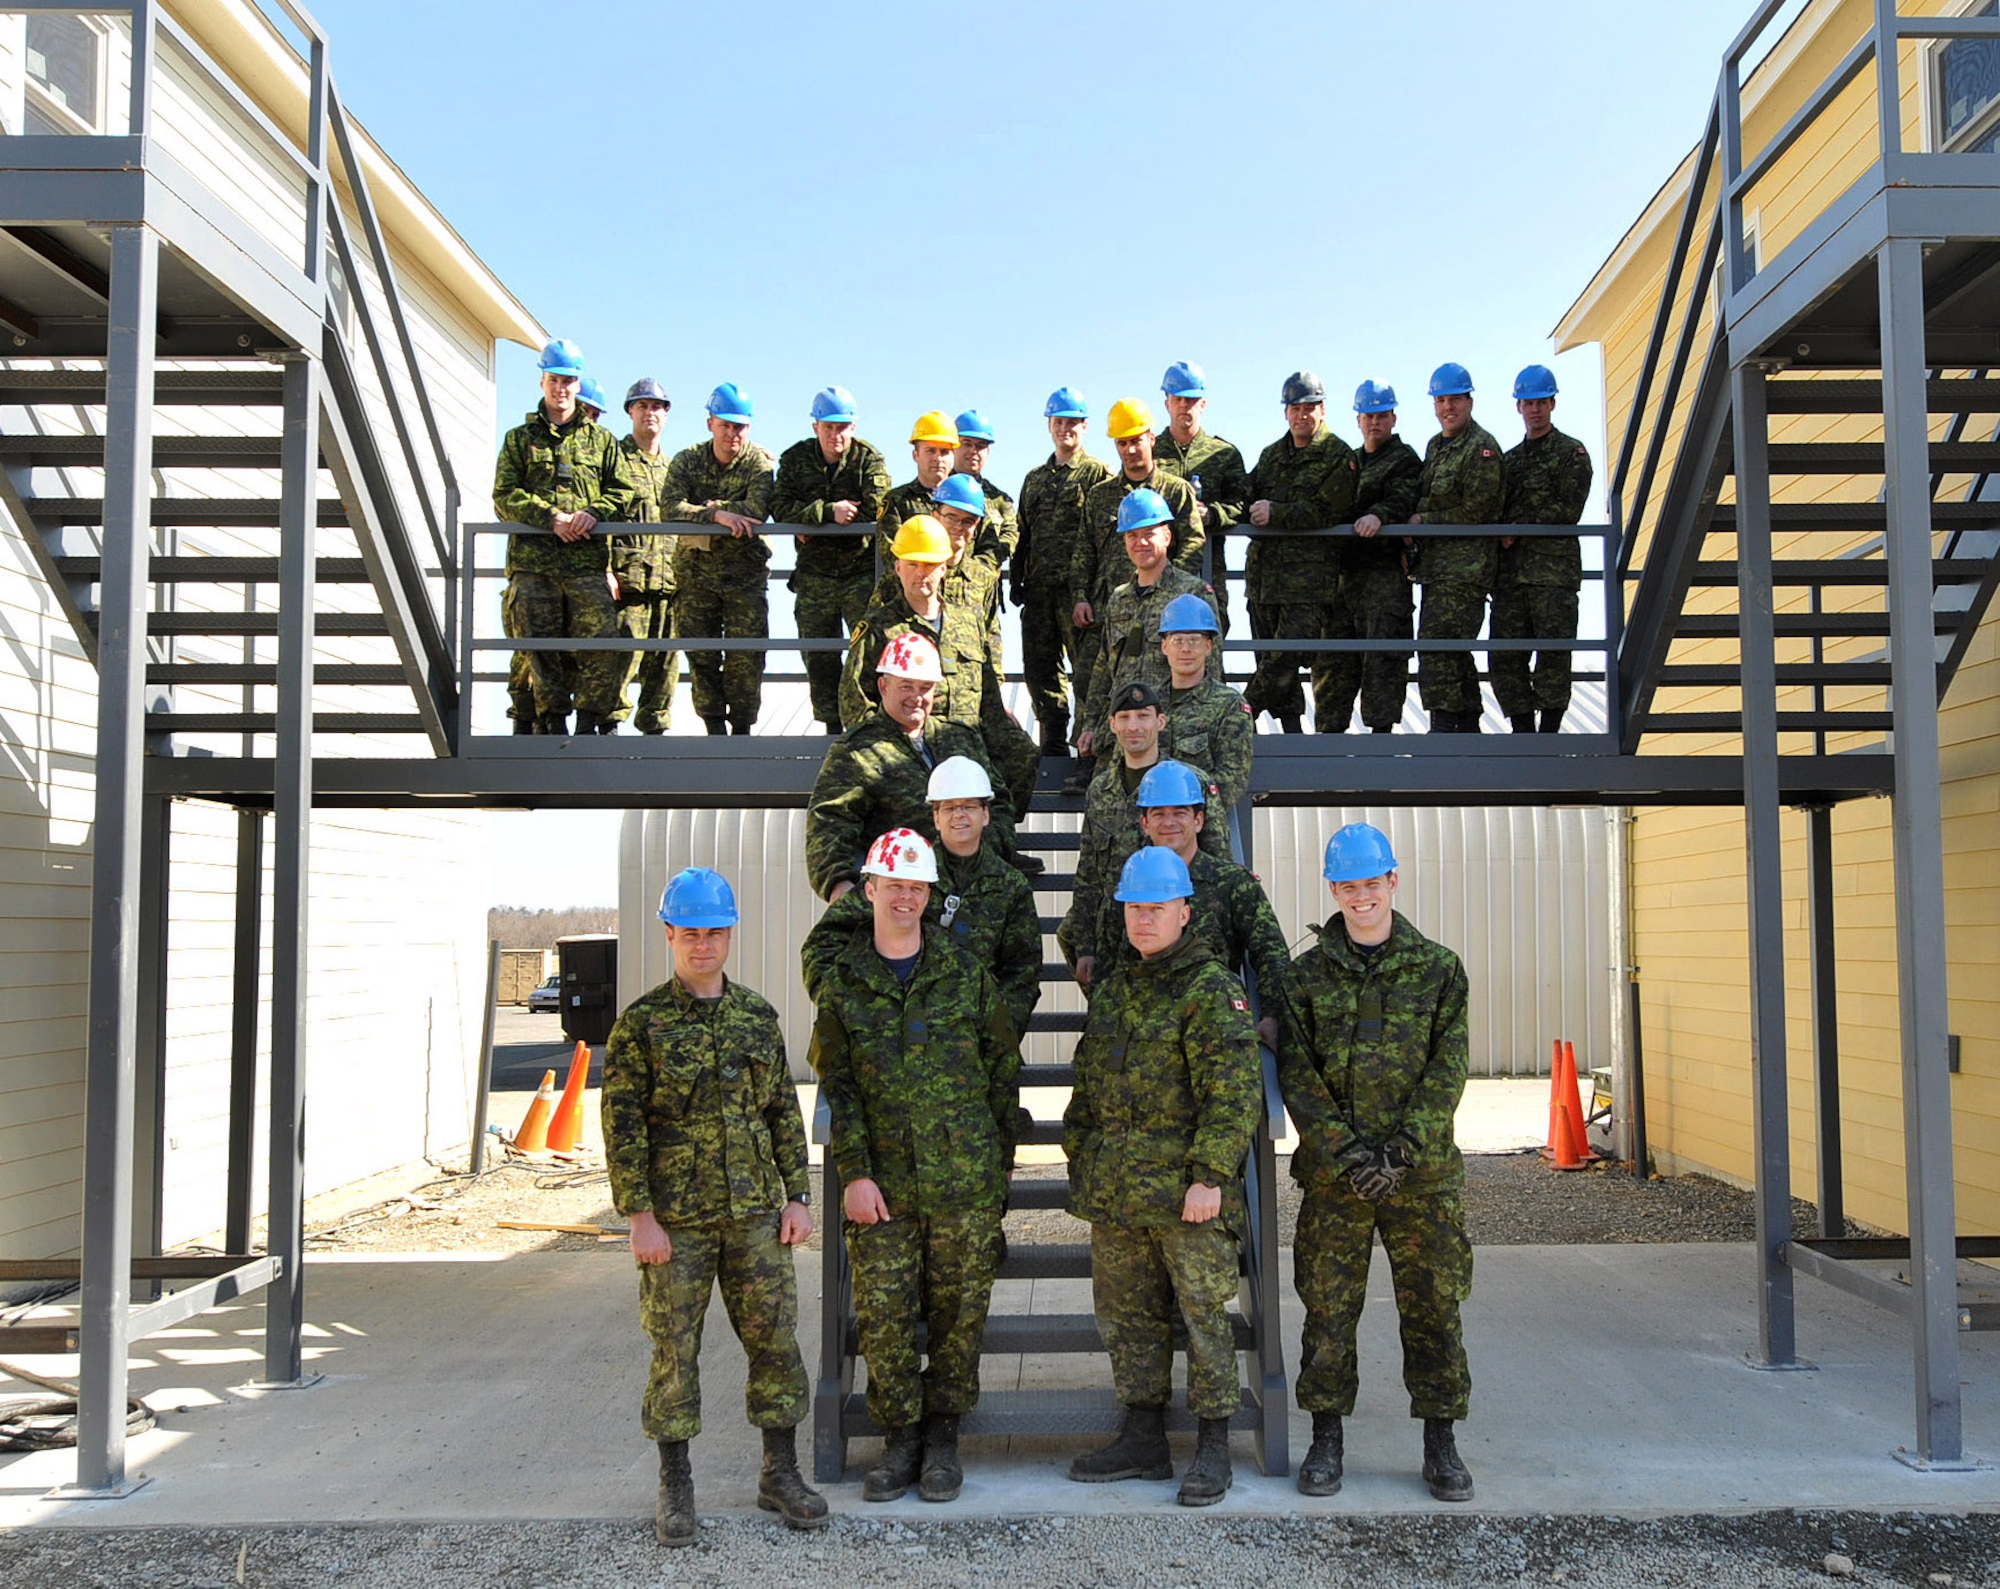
[1279, 713, 1305, 735]
[863, 1424, 924, 1502]
[1422, 1417, 1474, 1501]
[756, 1425, 829, 1531]
[510, 712, 536, 736]
[1060, 755, 1094, 796]
[729, 716, 753, 735]
[702, 716, 727, 736]
[537, 710, 571, 737]
[918, 1412, 963, 1502]
[574, 709, 610, 736]
[1297, 1410, 1344, 1496]
[1176, 1416, 1233, 1507]
[1040, 718, 1070, 758]
[655, 1438, 697, 1547]
[1426, 710, 1453, 734]
[1509, 712, 1537, 733]
[1371, 723, 1395, 734]
[1539, 709, 1565, 733]
[1068, 1403, 1171, 1483]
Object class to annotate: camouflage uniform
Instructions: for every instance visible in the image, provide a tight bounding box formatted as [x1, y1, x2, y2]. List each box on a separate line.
[804, 713, 1017, 901]
[610, 437, 679, 732]
[1328, 436, 1423, 731]
[1277, 909, 1472, 1421]
[964, 470, 1020, 563]
[1097, 847, 1292, 1000]
[1015, 449, 1113, 742]
[1065, 931, 1261, 1420]
[1077, 565, 1223, 748]
[1161, 677, 1254, 813]
[1412, 423, 1506, 722]
[493, 404, 638, 720]
[1241, 425, 1360, 725]
[873, 477, 1008, 579]
[773, 435, 893, 728]
[809, 924, 1023, 1430]
[664, 440, 777, 727]
[1154, 427, 1248, 635]
[1492, 425, 1594, 724]
[603, 975, 810, 1442]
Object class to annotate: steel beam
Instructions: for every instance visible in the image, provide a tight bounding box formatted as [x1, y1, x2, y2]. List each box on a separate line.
[71, 222, 158, 1499]
[1804, 804, 1845, 1240]
[132, 794, 170, 1278]
[1877, 236, 1965, 1467]
[225, 808, 264, 1254]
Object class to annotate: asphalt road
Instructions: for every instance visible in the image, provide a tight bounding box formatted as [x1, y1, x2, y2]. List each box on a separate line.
[487, 1004, 602, 1092]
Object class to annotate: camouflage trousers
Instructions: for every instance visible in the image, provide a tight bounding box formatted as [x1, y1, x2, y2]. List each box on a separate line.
[1488, 580, 1579, 721]
[675, 583, 769, 726]
[636, 1211, 809, 1442]
[616, 587, 679, 732]
[1319, 563, 1414, 731]
[1294, 1182, 1472, 1420]
[1070, 601, 1107, 749]
[1090, 1218, 1242, 1420]
[1242, 598, 1326, 722]
[504, 570, 623, 718]
[982, 708, 1044, 823]
[1019, 586, 1079, 740]
[1416, 578, 1490, 721]
[847, 1204, 1002, 1429]
[794, 568, 875, 729]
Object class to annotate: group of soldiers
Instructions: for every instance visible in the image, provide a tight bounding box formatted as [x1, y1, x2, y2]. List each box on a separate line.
[603, 611, 1477, 1542]
[492, 343, 1594, 746]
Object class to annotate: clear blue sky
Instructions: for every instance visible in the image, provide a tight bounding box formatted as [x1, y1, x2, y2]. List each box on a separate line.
[301, 0, 1798, 906]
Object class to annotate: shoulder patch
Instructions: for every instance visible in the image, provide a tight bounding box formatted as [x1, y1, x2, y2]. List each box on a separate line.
[1231, 998, 1248, 1012]
[1481, 449, 1495, 458]
[1240, 701, 1253, 714]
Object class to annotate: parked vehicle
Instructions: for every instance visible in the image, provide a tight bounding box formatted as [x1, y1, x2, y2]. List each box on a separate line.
[526, 974, 561, 1014]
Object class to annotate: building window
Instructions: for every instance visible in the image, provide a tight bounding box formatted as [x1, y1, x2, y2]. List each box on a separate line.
[24, 16, 105, 133]
[1938, 1, 2000, 152]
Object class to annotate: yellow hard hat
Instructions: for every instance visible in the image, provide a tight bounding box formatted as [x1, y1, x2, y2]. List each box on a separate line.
[1106, 398, 1154, 440]
[890, 514, 952, 563]
[909, 410, 961, 447]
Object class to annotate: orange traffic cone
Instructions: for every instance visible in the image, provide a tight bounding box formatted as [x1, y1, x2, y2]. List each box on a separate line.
[1544, 1038, 1565, 1157]
[546, 1041, 591, 1155]
[1541, 1040, 1592, 1170]
[513, 1070, 557, 1155]
[1563, 1040, 1600, 1165]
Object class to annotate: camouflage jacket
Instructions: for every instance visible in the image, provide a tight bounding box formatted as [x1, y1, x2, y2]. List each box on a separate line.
[609, 437, 677, 596]
[808, 923, 1023, 1214]
[1242, 424, 1360, 599]
[1162, 677, 1254, 813]
[772, 435, 892, 583]
[1413, 421, 1506, 588]
[1078, 564, 1223, 740]
[1015, 450, 1113, 593]
[1276, 909, 1469, 1194]
[965, 470, 1020, 562]
[493, 404, 637, 578]
[874, 476, 1007, 575]
[664, 440, 776, 591]
[1064, 931, 1260, 1227]
[602, 975, 808, 1225]
[1345, 435, 1424, 579]
[803, 712, 1016, 900]
[1499, 424, 1594, 590]
[1062, 754, 1229, 967]
[1072, 467, 1207, 607]
[1098, 847, 1292, 1008]
[839, 587, 1007, 733]
[1155, 428, 1249, 536]
[801, 839, 1041, 1034]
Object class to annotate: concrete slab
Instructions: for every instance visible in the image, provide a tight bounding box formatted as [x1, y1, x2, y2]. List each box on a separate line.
[2, 1241, 1993, 1528]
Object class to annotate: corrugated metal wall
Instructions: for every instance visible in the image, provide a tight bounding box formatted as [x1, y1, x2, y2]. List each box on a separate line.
[621, 803, 1615, 1083]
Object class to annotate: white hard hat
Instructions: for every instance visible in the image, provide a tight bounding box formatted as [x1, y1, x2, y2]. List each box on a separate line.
[861, 827, 939, 884]
[876, 632, 944, 682]
[927, 755, 993, 804]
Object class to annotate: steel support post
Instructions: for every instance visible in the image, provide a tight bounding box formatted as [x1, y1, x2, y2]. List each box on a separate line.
[224, 807, 265, 1253]
[263, 355, 321, 1387]
[132, 794, 171, 1282]
[71, 223, 159, 1497]
[1877, 236, 1965, 1467]
[1732, 360, 1801, 1370]
[1804, 804, 1845, 1240]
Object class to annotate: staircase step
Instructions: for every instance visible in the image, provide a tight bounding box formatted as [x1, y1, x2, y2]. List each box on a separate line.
[1027, 1011, 1088, 1034]
[0, 368, 286, 405]
[1642, 711, 1896, 733]
[147, 713, 431, 735]
[1767, 440, 2000, 472]
[1658, 662, 1893, 687]
[1030, 872, 1078, 893]
[1686, 558, 1989, 587]
[147, 663, 410, 686]
[90, 612, 391, 636]
[1017, 1063, 1075, 1088]
[55, 556, 370, 583]
[1005, 1179, 1072, 1210]
[1707, 500, 2000, 531]
[842, 1312, 1256, 1357]
[1761, 376, 2000, 414]
[1020, 1118, 1068, 1147]
[838, 1387, 1262, 1439]
[1039, 915, 1065, 933]
[1016, 829, 1081, 851]
[1672, 613, 1953, 638]
[995, 1241, 1091, 1281]
[27, 497, 348, 527]
[0, 433, 293, 468]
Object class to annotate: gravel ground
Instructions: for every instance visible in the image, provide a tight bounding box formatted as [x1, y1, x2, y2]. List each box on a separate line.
[3, 1510, 1994, 1588]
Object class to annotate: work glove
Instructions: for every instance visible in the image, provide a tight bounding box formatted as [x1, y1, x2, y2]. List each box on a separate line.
[1346, 1154, 1396, 1202]
[1375, 1141, 1416, 1198]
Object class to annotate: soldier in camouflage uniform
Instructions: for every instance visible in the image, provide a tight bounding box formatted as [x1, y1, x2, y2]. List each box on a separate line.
[1064, 845, 1261, 1507]
[1241, 372, 1361, 733]
[1153, 361, 1248, 637]
[773, 386, 893, 733]
[1410, 364, 1506, 733]
[493, 338, 638, 736]
[805, 633, 1016, 902]
[1276, 821, 1475, 1503]
[603, 867, 827, 1546]
[610, 379, 680, 734]
[873, 411, 964, 572]
[1015, 388, 1112, 756]
[808, 828, 1023, 1505]
[951, 409, 1020, 564]
[1492, 366, 1594, 734]
[1156, 593, 1254, 813]
[664, 383, 776, 734]
[1328, 382, 1424, 734]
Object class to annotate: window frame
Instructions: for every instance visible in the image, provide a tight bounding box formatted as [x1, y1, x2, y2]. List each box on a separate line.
[1928, 0, 2000, 155]
[22, 13, 111, 135]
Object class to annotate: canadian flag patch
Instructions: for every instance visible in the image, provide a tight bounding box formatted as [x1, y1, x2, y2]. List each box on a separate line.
[1231, 999, 1248, 1011]
[1481, 449, 1494, 458]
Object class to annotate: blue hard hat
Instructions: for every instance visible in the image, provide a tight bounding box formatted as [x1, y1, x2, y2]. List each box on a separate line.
[930, 474, 987, 517]
[706, 383, 754, 423]
[1115, 845, 1194, 903]
[1159, 592, 1220, 635]
[659, 866, 739, 927]
[1323, 822, 1398, 883]
[577, 376, 611, 415]
[625, 376, 671, 410]
[1512, 364, 1559, 401]
[1044, 386, 1089, 419]
[1428, 362, 1474, 398]
[1117, 487, 1173, 534]
[1160, 361, 1208, 398]
[1136, 759, 1208, 808]
[537, 338, 585, 378]
[811, 385, 858, 423]
[1353, 380, 1398, 414]
[954, 409, 995, 443]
